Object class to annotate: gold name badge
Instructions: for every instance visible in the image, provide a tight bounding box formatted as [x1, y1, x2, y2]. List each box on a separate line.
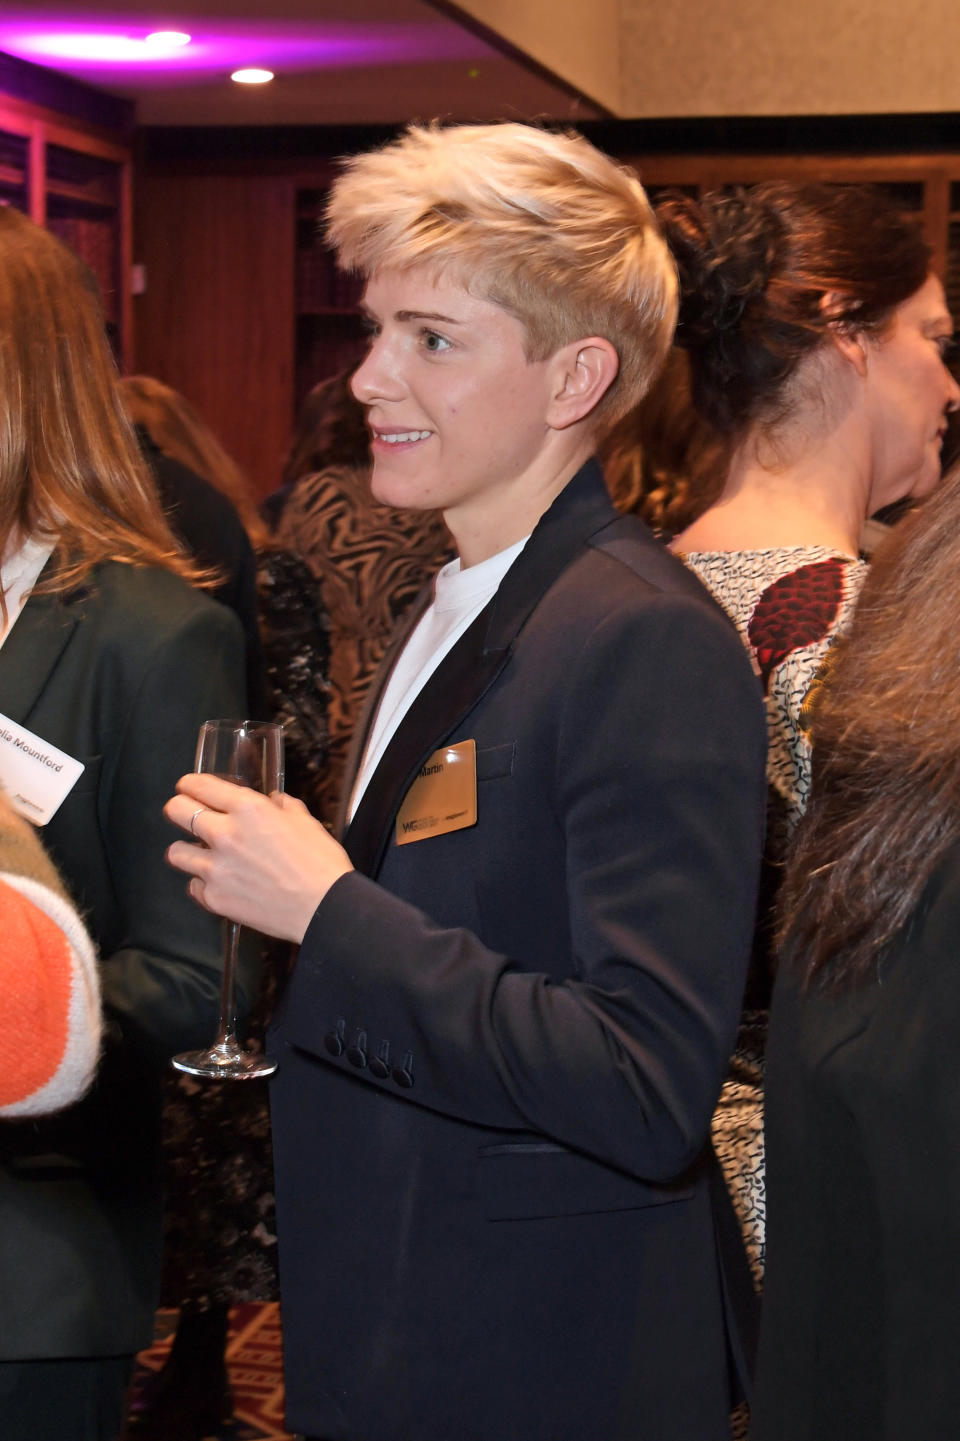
[395, 739, 478, 846]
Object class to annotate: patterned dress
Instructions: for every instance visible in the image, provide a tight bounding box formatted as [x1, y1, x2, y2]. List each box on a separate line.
[160, 475, 450, 1307]
[159, 547, 331, 1308]
[681, 548, 867, 1283]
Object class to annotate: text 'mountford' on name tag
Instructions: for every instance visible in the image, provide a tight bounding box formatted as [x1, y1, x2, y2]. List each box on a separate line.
[0, 711, 85, 825]
[396, 739, 477, 846]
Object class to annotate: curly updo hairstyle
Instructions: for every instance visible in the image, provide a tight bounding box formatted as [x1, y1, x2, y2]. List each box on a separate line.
[656, 182, 931, 436]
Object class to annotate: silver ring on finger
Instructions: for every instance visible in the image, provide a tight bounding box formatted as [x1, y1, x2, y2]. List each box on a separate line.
[189, 805, 207, 837]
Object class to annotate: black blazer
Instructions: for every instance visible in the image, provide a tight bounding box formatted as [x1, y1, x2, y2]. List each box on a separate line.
[137, 426, 266, 710]
[269, 462, 767, 1441]
[754, 838, 960, 1440]
[0, 562, 247, 1359]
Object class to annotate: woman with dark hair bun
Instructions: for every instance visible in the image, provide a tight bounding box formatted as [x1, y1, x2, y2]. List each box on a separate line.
[754, 463, 960, 1437]
[656, 182, 960, 1285]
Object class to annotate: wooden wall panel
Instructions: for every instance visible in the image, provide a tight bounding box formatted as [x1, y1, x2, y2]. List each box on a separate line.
[134, 174, 295, 497]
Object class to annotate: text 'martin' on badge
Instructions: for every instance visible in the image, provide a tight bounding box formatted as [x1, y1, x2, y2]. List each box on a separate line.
[395, 739, 478, 846]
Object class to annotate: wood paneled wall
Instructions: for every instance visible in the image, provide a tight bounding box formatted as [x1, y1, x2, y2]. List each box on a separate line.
[134, 174, 296, 497]
[132, 126, 960, 497]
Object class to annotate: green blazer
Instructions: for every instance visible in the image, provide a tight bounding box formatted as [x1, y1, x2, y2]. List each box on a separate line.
[0, 561, 248, 1359]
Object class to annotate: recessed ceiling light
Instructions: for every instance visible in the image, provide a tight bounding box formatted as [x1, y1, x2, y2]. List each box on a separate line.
[145, 30, 191, 48]
[231, 67, 274, 84]
[20, 33, 146, 61]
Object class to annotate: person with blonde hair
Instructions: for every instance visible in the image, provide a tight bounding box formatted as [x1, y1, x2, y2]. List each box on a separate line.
[271, 367, 452, 825]
[166, 122, 766, 1441]
[324, 120, 677, 428]
[0, 206, 247, 1440]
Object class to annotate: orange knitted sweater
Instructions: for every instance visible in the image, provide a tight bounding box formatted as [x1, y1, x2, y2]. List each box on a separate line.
[0, 815, 101, 1118]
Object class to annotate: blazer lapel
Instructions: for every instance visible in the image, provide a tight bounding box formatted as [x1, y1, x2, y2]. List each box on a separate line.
[334, 584, 433, 841]
[344, 602, 508, 875]
[0, 587, 80, 726]
[343, 459, 617, 878]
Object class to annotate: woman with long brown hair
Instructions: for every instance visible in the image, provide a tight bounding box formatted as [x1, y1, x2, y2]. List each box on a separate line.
[0, 207, 246, 1440]
[117, 372, 330, 816]
[655, 182, 960, 1289]
[115, 374, 330, 1441]
[752, 465, 960, 1438]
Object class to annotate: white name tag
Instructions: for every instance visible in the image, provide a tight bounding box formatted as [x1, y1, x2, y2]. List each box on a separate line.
[0, 712, 85, 825]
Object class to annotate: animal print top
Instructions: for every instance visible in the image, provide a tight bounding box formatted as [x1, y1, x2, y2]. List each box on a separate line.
[274, 463, 453, 826]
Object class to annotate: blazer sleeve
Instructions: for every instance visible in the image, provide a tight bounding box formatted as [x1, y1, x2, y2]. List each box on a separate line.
[96, 600, 252, 1061]
[284, 590, 767, 1182]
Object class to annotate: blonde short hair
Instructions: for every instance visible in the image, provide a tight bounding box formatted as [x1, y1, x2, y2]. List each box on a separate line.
[326, 123, 677, 425]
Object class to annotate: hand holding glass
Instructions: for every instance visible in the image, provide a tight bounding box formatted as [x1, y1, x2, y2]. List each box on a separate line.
[172, 719, 285, 1081]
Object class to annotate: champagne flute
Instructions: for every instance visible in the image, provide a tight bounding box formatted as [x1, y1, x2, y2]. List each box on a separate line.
[172, 718, 285, 1081]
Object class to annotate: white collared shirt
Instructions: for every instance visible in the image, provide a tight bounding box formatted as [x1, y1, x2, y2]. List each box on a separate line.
[0, 537, 56, 651]
[348, 535, 528, 820]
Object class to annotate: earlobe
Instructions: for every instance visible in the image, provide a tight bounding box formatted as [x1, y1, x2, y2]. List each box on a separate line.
[831, 323, 869, 379]
[547, 338, 620, 430]
[819, 292, 869, 379]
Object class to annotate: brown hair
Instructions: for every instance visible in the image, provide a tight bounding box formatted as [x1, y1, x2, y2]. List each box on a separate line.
[657, 182, 931, 436]
[282, 369, 371, 490]
[779, 465, 960, 989]
[0, 208, 200, 608]
[117, 374, 270, 550]
[600, 348, 729, 532]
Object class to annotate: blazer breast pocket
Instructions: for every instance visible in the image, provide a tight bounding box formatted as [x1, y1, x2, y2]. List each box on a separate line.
[476, 741, 516, 784]
[67, 753, 103, 797]
[477, 1141, 695, 1221]
[44, 754, 103, 856]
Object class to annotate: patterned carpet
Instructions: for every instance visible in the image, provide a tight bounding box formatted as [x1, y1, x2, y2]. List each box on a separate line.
[129, 1304, 294, 1440]
[129, 1302, 751, 1439]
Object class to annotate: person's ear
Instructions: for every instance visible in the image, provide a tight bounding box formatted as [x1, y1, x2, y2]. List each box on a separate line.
[546, 338, 620, 430]
[830, 325, 870, 379]
[820, 291, 869, 379]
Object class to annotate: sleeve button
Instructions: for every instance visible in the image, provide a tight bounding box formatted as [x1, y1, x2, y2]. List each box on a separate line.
[369, 1041, 391, 1080]
[323, 1019, 346, 1057]
[346, 1029, 368, 1068]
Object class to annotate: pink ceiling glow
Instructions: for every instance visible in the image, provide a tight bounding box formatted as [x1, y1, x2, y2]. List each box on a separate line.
[0, 13, 489, 87]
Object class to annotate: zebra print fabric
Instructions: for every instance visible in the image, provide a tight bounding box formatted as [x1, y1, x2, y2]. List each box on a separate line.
[274, 463, 453, 825]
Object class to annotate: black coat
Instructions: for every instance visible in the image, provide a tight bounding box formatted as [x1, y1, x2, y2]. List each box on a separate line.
[754, 838, 960, 1440]
[0, 562, 248, 1358]
[268, 462, 767, 1441]
[137, 426, 265, 710]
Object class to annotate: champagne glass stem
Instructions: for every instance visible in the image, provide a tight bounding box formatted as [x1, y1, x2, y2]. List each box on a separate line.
[212, 920, 241, 1051]
[171, 718, 283, 1080]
